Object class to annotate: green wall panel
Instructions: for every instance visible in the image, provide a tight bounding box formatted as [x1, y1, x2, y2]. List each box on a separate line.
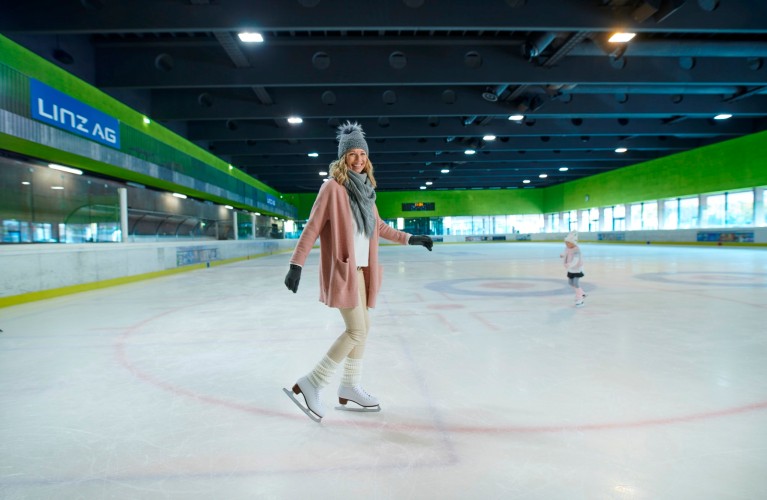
[0, 34, 291, 216]
[540, 131, 767, 214]
[289, 131, 767, 220]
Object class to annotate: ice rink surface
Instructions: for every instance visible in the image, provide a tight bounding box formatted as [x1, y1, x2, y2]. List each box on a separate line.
[1, 242, 766, 500]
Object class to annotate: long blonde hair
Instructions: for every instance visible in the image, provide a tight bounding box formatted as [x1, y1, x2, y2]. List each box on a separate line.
[329, 153, 377, 188]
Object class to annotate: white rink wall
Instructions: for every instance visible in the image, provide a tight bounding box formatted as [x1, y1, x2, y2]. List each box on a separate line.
[437, 227, 767, 244]
[2, 227, 766, 300]
[0, 239, 295, 299]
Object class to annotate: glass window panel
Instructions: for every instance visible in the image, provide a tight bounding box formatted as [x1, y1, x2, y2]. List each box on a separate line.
[678, 197, 699, 229]
[703, 194, 725, 227]
[726, 190, 753, 226]
[642, 202, 658, 230]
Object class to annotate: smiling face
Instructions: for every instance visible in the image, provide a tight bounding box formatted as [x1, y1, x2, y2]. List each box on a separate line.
[344, 148, 367, 174]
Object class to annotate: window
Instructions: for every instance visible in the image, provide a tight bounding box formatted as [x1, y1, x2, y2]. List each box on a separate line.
[703, 194, 725, 227]
[678, 197, 699, 229]
[662, 199, 678, 229]
[642, 202, 658, 230]
[613, 204, 626, 231]
[726, 190, 754, 226]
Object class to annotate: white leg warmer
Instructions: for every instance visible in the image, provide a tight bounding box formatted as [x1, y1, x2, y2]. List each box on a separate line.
[341, 357, 363, 387]
[307, 355, 339, 389]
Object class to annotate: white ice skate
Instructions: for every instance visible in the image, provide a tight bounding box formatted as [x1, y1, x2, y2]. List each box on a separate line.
[283, 376, 325, 423]
[335, 385, 381, 413]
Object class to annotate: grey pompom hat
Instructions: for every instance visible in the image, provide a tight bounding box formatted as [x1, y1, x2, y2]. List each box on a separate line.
[337, 121, 369, 159]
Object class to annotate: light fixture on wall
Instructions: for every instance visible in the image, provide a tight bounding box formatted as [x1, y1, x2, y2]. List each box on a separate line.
[48, 163, 82, 175]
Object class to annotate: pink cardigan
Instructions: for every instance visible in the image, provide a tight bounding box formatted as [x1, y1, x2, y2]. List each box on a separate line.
[289, 179, 410, 308]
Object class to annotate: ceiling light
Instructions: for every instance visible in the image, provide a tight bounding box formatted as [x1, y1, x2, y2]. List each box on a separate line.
[615, 147, 628, 153]
[224, 205, 233, 210]
[51, 186, 64, 190]
[319, 171, 328, 176]
[559, 167, 569, 172]
[308, 152, 319, 157]
[539, 173, 548, 178]
[608, 32, 636, 43]
[483, 135, 496, 141]
[508, 114, 525, 121]
[420, 186, 427, 190]
[22, 181, 31, 185]
[48, 163, 82, 175]
[172, 192, 187, 199]
[287, 116, 303, 124]
[464, 149, 476, 155]
[143, 116, 151, 124]
[523, 179, 531, 184]
[441, 169, 450, 174]
[228, 164, 234, 170]
[425, 181, 433, 185]
[714, 113, 732, 120]
[238, 32, 264, 43]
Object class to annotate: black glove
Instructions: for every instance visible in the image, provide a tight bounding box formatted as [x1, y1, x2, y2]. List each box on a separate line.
[284, 264, 302, 293]
[409, 235, 433, 251]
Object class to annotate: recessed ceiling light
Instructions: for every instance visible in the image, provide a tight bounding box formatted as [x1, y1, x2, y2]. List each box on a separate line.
[523, 179, 531, 184]
[51, 186, 64, 190]
[539, 173, 548, 178]
[441, 169, 450, 174]
[615, 147, 628, 153]
[608, 32, 636, 43]
[714, 113, 732, 120]
[464, 149, 476, 155]
[238, 32, 264, 43]
[420, 186, 427, 190]
[508, 114, 525, 121]
[559, 167, 569, 172]
[308, 152, 319, 157]
[319, 171, 328, 176]
[287, 116, 303, 124]
[483, 135, 496, 141]
[425, 181, 433, 185]
[21, 181, 31, 185]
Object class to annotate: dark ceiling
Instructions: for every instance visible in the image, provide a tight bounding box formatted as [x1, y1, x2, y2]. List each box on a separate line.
[3, 0, 767, 194]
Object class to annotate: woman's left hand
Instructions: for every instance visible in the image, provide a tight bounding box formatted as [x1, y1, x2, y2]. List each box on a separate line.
[409, 235, 434, 251]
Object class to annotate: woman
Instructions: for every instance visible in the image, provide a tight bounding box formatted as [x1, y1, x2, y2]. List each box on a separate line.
[283, 121, 433, 421]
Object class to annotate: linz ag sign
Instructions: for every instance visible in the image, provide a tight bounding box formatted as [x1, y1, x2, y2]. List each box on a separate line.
[30, 79, 120, 149]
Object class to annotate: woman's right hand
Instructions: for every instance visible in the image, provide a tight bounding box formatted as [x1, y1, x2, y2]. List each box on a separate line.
[284, 264, 302, 293]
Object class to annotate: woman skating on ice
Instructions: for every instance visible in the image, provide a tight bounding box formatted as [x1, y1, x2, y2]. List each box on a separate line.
[561, 230, 586, 307]
[283, 121, 434, 422]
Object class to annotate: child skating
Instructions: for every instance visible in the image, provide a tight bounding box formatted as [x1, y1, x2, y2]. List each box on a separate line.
[561, 230, 586, 307]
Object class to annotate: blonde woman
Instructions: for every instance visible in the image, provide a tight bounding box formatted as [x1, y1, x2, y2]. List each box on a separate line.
[283, 122, 433, 421]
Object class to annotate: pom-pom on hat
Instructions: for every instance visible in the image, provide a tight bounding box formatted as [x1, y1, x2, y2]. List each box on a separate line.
[565, 230, 578, 244]
[337, 121, 369, 159]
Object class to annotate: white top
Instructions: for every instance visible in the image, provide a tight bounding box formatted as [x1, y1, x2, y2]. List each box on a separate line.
[351, 214, 370, 267]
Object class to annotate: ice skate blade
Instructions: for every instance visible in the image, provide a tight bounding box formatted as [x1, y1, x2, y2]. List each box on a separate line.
[335, 404, 382, 413]
[283, 387, 322, 423]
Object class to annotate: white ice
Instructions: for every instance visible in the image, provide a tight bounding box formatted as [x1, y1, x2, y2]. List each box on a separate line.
[1, 242, 766, 500]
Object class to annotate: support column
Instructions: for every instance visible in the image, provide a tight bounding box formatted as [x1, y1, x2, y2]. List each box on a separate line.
[118, 187, 128, 243]
[233, 210, 238, 240]
[754, 188, 765, 227]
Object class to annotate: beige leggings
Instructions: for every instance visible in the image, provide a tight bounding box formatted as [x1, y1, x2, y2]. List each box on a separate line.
[327, 268, 370, 363]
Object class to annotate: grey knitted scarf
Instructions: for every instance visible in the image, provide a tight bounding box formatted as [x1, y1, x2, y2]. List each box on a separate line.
[345, 170, 376, 238]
